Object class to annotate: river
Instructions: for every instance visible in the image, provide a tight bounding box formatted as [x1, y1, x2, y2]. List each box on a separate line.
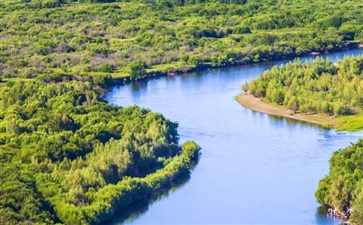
[106, 49, 363, 224]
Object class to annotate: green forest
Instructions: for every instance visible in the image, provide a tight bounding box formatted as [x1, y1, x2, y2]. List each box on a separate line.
[0, 0, 362, 81]
[0, 80, 200, 224]
[316, 139, 363, 224]
[244, 55, 363, 130]
[1, 0, 363, 224]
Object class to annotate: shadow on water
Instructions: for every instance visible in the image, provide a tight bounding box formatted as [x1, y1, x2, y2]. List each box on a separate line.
[128, 80, 149, 100]
[249, 110, 329, 130]
[271, 115, 330, 130]
[130, 80, 148, 92]
[106, 48, 363, 224]
[104, 159, 200, 225]
[113, 48, 363, 96]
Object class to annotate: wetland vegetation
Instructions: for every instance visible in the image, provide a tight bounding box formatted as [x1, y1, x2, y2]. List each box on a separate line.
[1, 0, 363, 224]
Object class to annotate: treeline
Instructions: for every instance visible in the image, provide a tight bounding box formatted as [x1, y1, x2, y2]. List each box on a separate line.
[0, 80, 200, 224]
[20, 0, 248, 9]
[21, 0, 118, 9]
[244, 56, 363, 116]
[316, 139, 363, 224]
[0, 0, 362, 81]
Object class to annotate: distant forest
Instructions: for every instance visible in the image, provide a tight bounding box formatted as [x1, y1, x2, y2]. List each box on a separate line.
[1, 0, 363, 224]
[0, 0, 362, 81]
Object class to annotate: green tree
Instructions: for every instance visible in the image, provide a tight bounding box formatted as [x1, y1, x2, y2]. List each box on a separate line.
[129, 61, 147, 81]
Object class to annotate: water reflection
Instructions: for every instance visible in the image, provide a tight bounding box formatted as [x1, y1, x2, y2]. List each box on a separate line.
[106, 49, 363, 224]
[257, 111, 324, 130]
[104, 170, 193, 225]
[130, 80, 147, 92]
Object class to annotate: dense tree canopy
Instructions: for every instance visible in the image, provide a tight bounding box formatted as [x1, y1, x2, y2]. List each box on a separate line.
[0, 80, 200, 224]
[0, 0, 362, 80]
[316, 140, 363, 224]
[1, 0, 363, 224]
[246, 56, 363, 117]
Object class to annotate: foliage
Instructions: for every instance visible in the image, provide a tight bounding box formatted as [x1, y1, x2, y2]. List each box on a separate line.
[0, 80, 200, 224]
[129, 61, 147, 80]
[1, 0, 363, 224]
[316, 139, 363, 224]
[337, 116, 363, 132]
[247, 56, 363, 116]
[0, 0, 362, 80]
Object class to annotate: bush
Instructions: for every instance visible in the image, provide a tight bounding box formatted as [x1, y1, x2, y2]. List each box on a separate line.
[129, 61, 147, 81]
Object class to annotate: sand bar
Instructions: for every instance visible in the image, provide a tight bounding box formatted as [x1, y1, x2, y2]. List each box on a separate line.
[236, 94, 337, 127]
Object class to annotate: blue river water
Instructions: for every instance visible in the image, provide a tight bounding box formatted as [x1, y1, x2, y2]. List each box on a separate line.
[106, 49, 363, 224]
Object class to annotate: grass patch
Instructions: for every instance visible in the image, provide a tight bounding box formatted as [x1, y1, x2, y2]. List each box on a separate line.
[337, 115, 363, 131]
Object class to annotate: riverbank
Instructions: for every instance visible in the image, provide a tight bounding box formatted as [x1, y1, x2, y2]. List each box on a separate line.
[131, 43, 362, 83]
[236, 94, 337, 128]
[30, 45, 362, 93]
[65, 141, 201, 225]
[106, 48, 363, 224]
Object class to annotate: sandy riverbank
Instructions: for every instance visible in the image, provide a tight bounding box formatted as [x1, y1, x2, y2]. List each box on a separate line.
[236, 94, 337, 127]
